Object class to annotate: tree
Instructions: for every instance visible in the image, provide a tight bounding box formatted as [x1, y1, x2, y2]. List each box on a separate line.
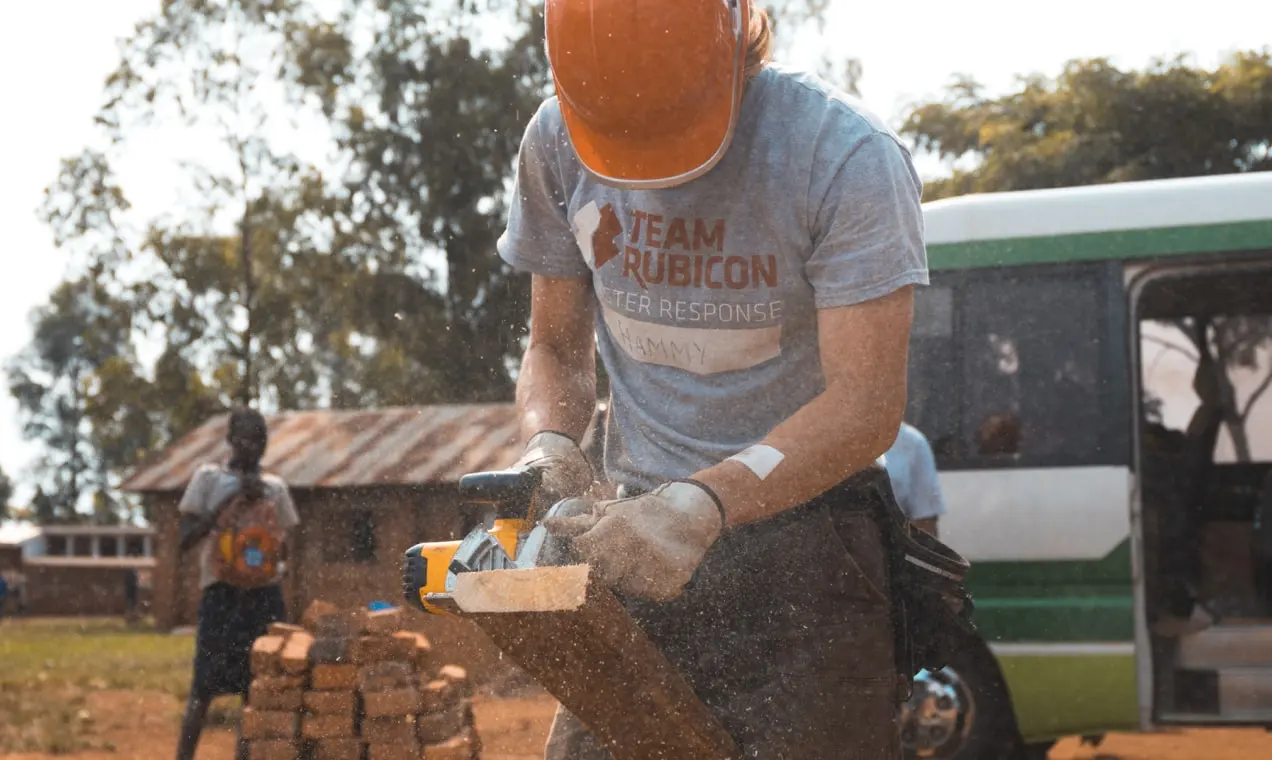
[285, 0, 552, 403]
[6, 273, 137, 524]
[0, 466, 13, 522]
[14, 0, 558, 521]
[904, 52, 1272, 460]
[901, 52, 1272, 200]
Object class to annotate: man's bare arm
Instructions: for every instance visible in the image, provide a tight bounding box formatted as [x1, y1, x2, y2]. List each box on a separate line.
[516, 274, 599, 444]
[694, 286, 914, 526]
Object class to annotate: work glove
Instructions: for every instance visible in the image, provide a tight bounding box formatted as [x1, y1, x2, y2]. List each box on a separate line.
[543, 481, 725, 602]
[513, 431, 594, 503]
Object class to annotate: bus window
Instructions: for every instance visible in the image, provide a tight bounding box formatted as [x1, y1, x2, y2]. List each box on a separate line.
[907, 264, 1110, 469]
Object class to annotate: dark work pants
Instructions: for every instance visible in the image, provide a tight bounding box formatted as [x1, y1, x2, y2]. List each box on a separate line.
[177, 583, 286, 760]
[544, 474, 903, 760]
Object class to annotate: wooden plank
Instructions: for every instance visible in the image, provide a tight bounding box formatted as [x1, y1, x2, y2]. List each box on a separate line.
[250, 636, 286, 676]
[311, 663, 358, 691]
[454, 565, 740, 760]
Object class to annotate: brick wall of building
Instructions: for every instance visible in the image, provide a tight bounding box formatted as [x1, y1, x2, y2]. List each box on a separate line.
[21, 565, 151, 617]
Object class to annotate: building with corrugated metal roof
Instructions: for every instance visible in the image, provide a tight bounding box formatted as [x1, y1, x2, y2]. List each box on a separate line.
[120, 402, 604, 680]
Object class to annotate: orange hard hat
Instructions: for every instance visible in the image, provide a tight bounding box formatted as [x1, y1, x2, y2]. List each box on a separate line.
[545, 0, 749, 189]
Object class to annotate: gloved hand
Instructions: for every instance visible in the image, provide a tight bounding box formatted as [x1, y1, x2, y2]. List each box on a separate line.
[513, 431, 594, 503]
[543, 481, 725, 602]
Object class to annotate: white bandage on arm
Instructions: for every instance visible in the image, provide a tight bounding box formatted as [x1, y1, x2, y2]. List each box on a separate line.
[727, 444, 786, 481]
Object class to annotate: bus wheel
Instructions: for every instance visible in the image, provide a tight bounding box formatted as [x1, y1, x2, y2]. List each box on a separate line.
[900, 639, 1023, 759]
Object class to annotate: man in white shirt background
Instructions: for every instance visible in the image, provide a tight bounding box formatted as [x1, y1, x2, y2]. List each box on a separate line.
[883, 422, 947, 537]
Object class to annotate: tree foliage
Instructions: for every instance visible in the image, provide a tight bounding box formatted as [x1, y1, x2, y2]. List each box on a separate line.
[902, 52, 1272, 200]
[0, 466, 13, 522]
[12, 0, 552, 522]
[903, 52, 1272, 461]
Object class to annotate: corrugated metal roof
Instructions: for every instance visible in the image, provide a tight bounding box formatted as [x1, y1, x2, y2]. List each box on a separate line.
[119, 403, 605, 495]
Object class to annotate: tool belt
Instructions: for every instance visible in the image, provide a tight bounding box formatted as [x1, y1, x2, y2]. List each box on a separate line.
[618, 465, 976, 699]
[851, 466, 978, 698]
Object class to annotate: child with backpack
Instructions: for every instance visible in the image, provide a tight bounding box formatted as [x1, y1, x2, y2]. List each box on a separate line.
[175, 406, 300, 760]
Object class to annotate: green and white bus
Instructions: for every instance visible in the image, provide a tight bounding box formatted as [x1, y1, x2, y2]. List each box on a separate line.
[901, 170, 1272, 758]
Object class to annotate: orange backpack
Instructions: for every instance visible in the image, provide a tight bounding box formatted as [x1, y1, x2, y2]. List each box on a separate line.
[210, 486, 286, 589]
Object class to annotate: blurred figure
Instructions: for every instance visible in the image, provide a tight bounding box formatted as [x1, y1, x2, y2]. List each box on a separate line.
[174, 407, 299, 760]
[0, 571, 8, 620]
[124, 567, 140, 626]
[977, 413, 1021, 457]
[883, 422, 947, 538]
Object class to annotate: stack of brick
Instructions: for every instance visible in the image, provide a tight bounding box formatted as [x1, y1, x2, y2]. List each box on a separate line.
[242, 601, 480, 760]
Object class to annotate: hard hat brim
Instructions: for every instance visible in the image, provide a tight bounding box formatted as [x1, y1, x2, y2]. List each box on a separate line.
[554, 49, 745, 190]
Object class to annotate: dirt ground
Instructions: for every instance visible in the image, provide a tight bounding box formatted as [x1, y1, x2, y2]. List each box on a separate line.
[2, 688, 1272, 760]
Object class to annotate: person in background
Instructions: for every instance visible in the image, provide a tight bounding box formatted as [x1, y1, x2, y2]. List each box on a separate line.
[174, 407, 300, 760]
[883, 422, 947, 537]
[0, 571, 8, 620]
[124, 567, 140, 626]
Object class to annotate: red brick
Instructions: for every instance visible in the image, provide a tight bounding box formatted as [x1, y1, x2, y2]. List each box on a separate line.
[311, 664, 358, 690]
[250, 636, 286, 676]
[267, 622, 307, 638]
[313, 739, 362, 760]
[415, 703, 467, 745]
[241, 708, 298, 740]
[303, 689, 356, 715]
[358, 662, 416, 692]
[352, 635, 414, 665]
[419, 680, 458, 714]
[435, 665, 470, 699]
[365, 607, 404, 636]
[367, 743, 422, 760]
[248, 685, 303, 712]
[363, 688, 421, 718]
[424, 727, 475, 760]
[281, 631, 314, 675]
[302, 713, 355, 740]
[247, 739, 299, 760]
[362, 716, 417, 745]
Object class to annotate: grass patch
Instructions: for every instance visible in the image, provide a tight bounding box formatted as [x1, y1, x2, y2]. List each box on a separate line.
[0, 617, 242, 753]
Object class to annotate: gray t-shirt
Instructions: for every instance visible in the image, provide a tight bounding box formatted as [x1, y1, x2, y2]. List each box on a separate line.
[883, 423, 947, 521]
[497, 65, 929, 492]
[178, 462, 300, 590]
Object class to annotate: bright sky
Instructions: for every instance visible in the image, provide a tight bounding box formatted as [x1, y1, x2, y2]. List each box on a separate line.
[0, 0, 1267, 503]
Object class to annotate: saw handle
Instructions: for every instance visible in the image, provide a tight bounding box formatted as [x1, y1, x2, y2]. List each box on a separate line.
[458, 467, 543, 519]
